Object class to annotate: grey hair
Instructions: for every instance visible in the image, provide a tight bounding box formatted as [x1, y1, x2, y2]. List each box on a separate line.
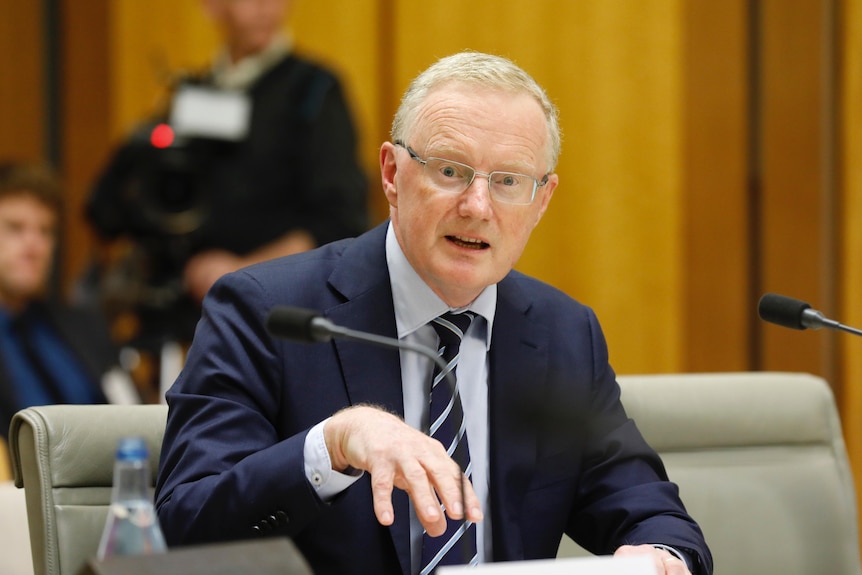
[390, 51, 561, 170]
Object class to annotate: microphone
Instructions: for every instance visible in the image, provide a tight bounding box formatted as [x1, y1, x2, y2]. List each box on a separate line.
[265, 305, 471, 555]
[757, 293, 862, 337]
[265, 306, 449, 373]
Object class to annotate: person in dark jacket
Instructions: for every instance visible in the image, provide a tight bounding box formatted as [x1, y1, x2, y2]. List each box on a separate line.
[86, 0, 368, 343]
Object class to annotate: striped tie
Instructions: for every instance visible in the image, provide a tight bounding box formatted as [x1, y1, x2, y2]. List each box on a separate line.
[420, 311, 478, 574]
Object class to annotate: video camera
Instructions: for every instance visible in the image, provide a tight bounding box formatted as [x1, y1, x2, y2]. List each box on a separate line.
[88, 84, 252, 342]
[109, 84, 251, 240]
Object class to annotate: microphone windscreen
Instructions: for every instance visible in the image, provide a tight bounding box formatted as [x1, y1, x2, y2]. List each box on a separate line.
[266, 306, 321, 342]
[758, 293, 811, 330]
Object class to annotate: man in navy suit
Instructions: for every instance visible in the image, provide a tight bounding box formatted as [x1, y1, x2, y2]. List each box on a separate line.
[155, 51, 712, 575]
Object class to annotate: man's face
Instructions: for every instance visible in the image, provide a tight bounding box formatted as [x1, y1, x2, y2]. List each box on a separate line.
[205, 0, 288, 60]
[381, 84, 558, 308]
[0, 194, 57, 310]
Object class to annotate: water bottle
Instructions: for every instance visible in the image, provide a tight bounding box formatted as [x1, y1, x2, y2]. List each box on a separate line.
[96, 436, 168, 559]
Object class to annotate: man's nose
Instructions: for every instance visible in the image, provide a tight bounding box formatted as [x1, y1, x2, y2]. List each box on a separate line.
[458, 174, 494, 217]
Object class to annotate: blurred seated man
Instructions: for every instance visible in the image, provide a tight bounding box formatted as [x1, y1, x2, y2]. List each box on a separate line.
[86, 0, 368, 344]
[0, 162, 137, 443]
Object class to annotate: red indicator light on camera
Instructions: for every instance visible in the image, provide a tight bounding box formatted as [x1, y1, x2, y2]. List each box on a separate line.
[150, 124, 175, 149]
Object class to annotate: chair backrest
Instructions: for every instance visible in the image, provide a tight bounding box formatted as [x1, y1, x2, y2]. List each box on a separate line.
[558, 372, 862, 575]
[10, 404, 167, 575]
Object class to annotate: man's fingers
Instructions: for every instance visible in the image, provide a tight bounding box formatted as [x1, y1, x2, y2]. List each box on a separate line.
[371, 457, 449, 536]
[426, 464, 484, 524]
[662, 556, 690, 575]
[411, 461, 483, 535]
[369, 467, 397, 526]
[391, 456, 481, 536]
[424, 459, 466, 519]
[393, 460, 448, 535]
[459, 472, 484, 523]
[614, 545, 691, 575]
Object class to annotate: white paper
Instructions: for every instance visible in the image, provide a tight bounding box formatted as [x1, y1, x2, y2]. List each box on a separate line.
[437, 555, 658, 575]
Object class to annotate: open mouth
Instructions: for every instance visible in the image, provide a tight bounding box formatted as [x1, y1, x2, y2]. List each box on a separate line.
[447, 235, 489, 250]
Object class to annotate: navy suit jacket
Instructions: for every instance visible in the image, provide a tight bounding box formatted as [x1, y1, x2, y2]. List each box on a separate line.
[155, 222, 712, 574]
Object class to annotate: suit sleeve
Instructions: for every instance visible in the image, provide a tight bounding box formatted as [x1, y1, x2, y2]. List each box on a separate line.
[565, 308, 713, 575]
[154, 269, 328, 545]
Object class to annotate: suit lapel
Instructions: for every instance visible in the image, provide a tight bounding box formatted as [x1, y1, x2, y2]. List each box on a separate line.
[324, 223, 412, 575]
[488, 276, 547, 561]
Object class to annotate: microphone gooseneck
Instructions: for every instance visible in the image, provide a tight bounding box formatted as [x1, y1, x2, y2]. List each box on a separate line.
[266, 306, 451, 372]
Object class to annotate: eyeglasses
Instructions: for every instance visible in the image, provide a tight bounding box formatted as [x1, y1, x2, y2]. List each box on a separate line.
[395, 141, 549, 206]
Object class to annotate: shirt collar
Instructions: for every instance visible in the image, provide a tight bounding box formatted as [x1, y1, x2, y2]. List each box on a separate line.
[385, 222, 496, 349]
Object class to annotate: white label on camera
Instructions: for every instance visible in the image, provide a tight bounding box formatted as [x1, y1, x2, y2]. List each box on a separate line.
[170, 85, 251, 141]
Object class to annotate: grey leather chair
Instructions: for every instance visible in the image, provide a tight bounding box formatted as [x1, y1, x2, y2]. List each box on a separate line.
[10, 404, 167, 575]
[559, 372, 862, 575]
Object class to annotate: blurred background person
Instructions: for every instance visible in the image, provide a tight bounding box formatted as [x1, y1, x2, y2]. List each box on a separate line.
[85, 0, 368, 353]
[0, 162, 138, 450]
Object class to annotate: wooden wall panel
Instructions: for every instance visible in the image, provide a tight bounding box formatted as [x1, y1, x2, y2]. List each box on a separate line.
[0, 0, 44, 161]
[60, 0, 111, 292]
[758, 0, 836, 380]
[840, 0, 862, 517]
[291, 0, 386, 222]
[681, 1, 750, 372]
[393, 0, 687, 374]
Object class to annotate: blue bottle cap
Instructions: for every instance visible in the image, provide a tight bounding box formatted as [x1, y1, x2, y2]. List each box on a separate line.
[116, 437, 149, 461]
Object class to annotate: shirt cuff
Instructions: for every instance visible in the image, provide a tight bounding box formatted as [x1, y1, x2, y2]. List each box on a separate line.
[303, 418, 364, 501]
[650, 544, 692, 572]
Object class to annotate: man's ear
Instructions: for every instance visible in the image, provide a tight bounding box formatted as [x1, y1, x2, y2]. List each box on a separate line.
[380, 142, 399, 208]
[533, 172, 558, 227]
